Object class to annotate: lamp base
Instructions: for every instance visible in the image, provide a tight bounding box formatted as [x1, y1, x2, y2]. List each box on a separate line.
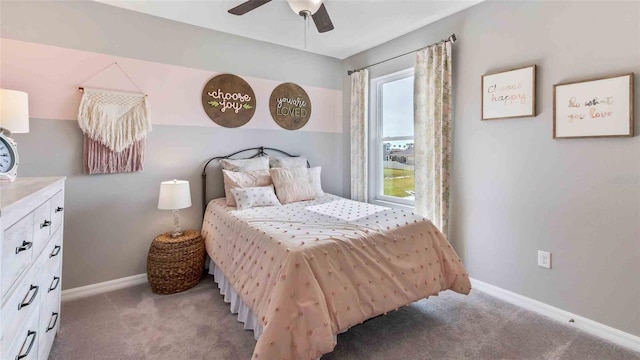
[170, 209, 183, 238]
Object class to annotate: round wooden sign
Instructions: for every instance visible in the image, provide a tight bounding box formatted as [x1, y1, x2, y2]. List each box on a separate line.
[269, 83, 312, 130]
[202, 74, 256, 128]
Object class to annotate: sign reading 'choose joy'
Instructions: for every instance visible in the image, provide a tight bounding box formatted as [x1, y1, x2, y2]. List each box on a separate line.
[202, 74, 256, 128]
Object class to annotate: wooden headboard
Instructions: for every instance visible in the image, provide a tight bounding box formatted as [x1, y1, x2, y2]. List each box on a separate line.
[201, 146, 310, 215]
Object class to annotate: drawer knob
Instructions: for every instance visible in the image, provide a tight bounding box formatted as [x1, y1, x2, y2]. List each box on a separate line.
[49, 245, 62, 258]
[49, 276, 60, 292]
[18, 285, 39, 310]
[46, 312, 59, 332]
[15, 241, 33, 254]
[55, 206, 64, 213]
[15, 330, 37, 360]
[40, 220, 52, 229]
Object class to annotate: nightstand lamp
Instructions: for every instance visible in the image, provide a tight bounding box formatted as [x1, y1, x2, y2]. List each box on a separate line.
[158, 179, 191, 238]
[0, 89, 30, 182]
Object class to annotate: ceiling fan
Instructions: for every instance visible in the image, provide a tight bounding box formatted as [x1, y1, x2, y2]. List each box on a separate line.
[228, 0, 334, 33]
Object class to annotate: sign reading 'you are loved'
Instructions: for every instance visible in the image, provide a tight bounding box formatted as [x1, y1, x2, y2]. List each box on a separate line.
[554, 73, 634, 139]
[269, 83, 312, 130]
[202, 74, 256, 128]
[482, 65, 536, 120]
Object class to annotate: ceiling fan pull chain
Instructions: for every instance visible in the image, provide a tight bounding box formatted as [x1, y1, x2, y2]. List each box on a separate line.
[304, 14, 308, 49]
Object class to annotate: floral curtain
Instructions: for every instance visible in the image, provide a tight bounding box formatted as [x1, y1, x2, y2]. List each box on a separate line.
[350, 69, 369, 202]
[414, 42, 452, 234]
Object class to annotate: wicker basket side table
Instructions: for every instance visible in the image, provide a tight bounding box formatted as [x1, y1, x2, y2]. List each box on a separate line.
[147, 230, 205, 294]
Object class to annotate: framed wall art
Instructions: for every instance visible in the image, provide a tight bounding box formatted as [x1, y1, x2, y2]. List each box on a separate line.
[482, 65, 536, 120]
[553, 73, 633, 139]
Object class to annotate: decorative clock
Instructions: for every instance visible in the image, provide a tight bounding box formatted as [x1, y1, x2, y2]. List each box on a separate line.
[0, 132, 19, 182]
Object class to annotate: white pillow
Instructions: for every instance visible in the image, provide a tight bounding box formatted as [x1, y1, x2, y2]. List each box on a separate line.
[230, 185, 281, 210]
[220, 157, 269, 172]
[269, 167, 316, 204]
[269, 156, 307, 169]
[308, 166, 324, 197]
[222, 169, 272, 207]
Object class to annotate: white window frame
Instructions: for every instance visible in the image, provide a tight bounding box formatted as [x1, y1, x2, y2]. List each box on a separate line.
[369, 68, 415, 209]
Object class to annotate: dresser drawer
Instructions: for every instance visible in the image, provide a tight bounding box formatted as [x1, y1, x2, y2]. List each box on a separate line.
[38, 309, 59, 360]
[40, 276, 61, 325]
[35, 234, 61, 309]
[32, 201, 52, 258]
[42, 228, 63, 270]
[38, 288, 61, 360]
[3, 307, 40, 360]
[1, 213, 34, 299]
[1, 268, 40, 344]
[39, 264, 61, 315]
[50, 191, 64, 235]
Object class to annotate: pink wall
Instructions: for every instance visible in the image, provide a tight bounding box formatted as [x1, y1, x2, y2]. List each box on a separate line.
[0, 38, 343, 133]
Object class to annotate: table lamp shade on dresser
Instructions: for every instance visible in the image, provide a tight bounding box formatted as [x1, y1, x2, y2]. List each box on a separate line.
[158, 179, 192, 237]
[0, 89, 30, 182]
[0, 89, 29, 133]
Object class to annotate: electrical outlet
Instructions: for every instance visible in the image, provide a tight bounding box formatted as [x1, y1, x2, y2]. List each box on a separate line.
[538, 250, 551, 269]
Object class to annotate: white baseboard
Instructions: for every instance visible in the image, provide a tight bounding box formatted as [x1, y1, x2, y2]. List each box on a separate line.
[470, 278, 640, 353]
[62, 273, 148, 302]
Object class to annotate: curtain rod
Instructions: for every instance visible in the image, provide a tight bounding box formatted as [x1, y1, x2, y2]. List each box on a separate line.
[347, 34, 456, 76]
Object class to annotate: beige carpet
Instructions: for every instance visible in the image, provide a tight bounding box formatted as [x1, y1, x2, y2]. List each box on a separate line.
[50, 276, 639, 360]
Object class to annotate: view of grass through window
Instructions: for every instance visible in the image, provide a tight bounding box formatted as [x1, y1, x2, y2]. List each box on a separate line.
[381, 75, 414, 200]
[383, 141, 415, 199]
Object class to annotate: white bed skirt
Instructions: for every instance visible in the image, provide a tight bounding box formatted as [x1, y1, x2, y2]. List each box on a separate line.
[209, 258, 263, 340]
[208, 260, 338, 357]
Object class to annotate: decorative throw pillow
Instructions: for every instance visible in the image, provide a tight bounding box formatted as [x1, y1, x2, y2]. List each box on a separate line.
[308, 166, 324, 197]
[269, 156, 308, 169]
[230, 185, 281, 210]
[269, 167, 316, 204]
[220, 156, 269, 172]
[222, 169, 272, 207]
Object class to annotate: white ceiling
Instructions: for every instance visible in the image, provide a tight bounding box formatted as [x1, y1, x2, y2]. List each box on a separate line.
[97, 0, 482, 59]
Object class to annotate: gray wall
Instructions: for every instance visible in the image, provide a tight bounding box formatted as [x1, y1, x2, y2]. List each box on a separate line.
[1, 1, 347, 290]
[344, 1, 640, 336]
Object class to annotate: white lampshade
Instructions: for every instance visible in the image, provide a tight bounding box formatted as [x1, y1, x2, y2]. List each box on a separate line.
[158, 180, 192, 210]
[287, 0, 323, 15]
[0, 89, 30, 133]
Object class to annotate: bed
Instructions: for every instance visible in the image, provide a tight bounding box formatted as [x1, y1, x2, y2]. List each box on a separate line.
[201, 147, 471, 360]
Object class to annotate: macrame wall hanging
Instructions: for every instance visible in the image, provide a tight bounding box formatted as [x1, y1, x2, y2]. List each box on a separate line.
[77, 63, 151, 175]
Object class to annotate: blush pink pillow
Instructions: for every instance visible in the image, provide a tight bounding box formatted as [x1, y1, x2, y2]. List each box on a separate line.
[223, 169, 272, 207]
[220, 156, 269, 172]
[230, 185, 281, 210]
[269, 167, 316, 204]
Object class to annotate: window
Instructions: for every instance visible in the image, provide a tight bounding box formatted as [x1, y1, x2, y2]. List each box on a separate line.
[370, 68, 415, 207]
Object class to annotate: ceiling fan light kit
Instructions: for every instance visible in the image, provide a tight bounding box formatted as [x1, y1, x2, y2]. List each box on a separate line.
[287, 0, 323, 16]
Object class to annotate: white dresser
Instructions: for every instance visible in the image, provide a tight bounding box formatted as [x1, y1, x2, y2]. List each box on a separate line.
[1, 177, 65, 360]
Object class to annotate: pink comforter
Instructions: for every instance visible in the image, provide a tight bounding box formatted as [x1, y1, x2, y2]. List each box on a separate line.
[202, 195, 471, 360]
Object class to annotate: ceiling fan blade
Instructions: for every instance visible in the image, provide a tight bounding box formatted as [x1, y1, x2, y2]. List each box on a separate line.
[312, 4, 334, 33]
[228, 0, 271, 15]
